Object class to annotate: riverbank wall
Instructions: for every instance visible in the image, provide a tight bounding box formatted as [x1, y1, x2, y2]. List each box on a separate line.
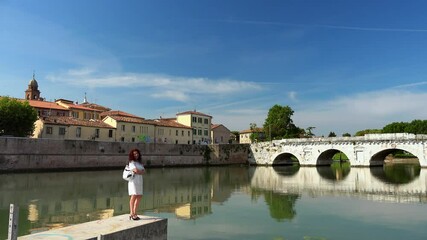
[0, 137, 250, 172]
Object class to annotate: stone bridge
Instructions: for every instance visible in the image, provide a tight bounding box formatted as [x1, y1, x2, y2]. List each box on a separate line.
[249, 133, 427, 167]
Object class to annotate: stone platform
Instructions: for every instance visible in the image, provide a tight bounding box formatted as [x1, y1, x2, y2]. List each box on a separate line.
[18, 214, 167, 240]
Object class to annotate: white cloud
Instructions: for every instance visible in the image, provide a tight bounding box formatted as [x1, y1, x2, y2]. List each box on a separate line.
[294, 89, 427, 136]
[288, 91, 297, 101]
[151, 90, 189, 102]
[47, 69, 263, 102]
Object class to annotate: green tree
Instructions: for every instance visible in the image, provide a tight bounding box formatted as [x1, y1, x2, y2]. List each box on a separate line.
[382, 122, 409, 133]
[328, 131, 336, 137]
[0, 97, 38, 137]
[354, 129, 382, 136]
[249, 123, 262, 142]
[405, 119, 427, 134]
[342, 132, 351, 137]
[263, 104, 300, 140]
[305, 126, 316, 137]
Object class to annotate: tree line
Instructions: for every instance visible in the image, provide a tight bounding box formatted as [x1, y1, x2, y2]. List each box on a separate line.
[248, 104, 427, 142]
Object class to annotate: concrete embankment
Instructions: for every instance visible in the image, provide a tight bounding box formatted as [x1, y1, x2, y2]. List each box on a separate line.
[18, 214, 167, 240]
[0, 137, 250, 172]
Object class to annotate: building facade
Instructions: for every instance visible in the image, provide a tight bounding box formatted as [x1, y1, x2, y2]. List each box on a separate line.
[211, 124, 231, 144]
[33, 116, 116, 141]
[176, 111, 212, 144]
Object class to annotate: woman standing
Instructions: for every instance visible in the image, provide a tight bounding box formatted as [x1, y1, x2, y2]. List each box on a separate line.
[128, 148, 145, 220]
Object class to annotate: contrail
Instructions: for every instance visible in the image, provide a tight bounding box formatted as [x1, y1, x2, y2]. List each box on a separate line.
[213, 19, 427, 33]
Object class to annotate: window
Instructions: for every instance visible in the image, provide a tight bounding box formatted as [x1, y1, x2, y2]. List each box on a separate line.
[158, 128, 164, 136]
[192, 129, 197, 135]
[72, 112, 79, 118]
[204, 129, 208, 136]
[198, 129, 202, 135]
[76, 127, 81, 138]
[108, 130, 113, 138]
[46, 127, 53, 134]
[132, 137, 135, 142]
[121, 125, 125, 131]
[84, 112, 91, 119]
[132, 126, 136, 133]
[175, 140, 178, 144]
[204, 119, 208, 124]
[192, 116, 197, 122]
[121, 137, 125, 142]
[188, 131, 190, 136]
[182, 130, 184, 136]
[198, 117, 202, 123]
[95, 129, 100, 138]
[59, 127, 66, 135]
[176, 130, 178, 136]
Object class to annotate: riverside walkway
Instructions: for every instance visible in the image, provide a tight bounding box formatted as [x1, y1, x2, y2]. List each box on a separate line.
[18, 214, 167, 240]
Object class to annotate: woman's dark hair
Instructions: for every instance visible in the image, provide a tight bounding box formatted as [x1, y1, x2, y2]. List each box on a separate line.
[128, 148, 142, 163]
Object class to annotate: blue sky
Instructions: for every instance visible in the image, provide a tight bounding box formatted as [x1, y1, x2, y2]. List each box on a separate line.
[1, 0, 427, 136]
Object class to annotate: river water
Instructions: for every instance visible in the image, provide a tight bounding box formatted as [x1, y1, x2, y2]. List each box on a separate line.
[1, 164, 427, 239]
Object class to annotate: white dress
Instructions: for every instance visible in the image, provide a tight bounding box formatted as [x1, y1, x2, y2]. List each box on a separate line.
[128, 161, 144, 195]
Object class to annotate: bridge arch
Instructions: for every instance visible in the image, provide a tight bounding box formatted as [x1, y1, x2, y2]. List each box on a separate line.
[370, 148, 421, 166]
[317, 148, 351, 166]
[272, 152, 301, 165]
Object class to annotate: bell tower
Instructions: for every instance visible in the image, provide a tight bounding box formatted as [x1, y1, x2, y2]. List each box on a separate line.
[25, 72, 41, 100]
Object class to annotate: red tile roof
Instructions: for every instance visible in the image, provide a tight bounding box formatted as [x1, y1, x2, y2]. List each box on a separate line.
[40, 116, 115, 128]
[176, 110, 212, 118]
[107, 115, 151, 124]
[100, 110, 144, 119]
[79, 102, 111, 112]
[27, 100, 69, 111]
[240, 128, 263, 134]
[154, 119, 192, 129]
[57, 101, 103, 112]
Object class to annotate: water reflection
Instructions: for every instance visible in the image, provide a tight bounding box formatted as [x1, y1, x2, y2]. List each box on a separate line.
[370, 164, 421, 184]
[251, 189, 298, 222]
[0, 165, 426, 238]
[316, 162, 351, 181]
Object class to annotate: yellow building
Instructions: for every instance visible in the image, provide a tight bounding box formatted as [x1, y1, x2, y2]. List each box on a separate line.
[211, 124, 231, 144]
[176, 111, 212, 144]
[101, 111, 155, 143]
[239, 128, 264, 144]
[153, 119, 192, 144]
[33, 116, 116, 141]
[56, 99, 103, 120]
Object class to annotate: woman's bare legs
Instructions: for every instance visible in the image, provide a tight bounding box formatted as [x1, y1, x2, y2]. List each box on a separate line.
[130, 195, 143, 218]
[129, 195, 136, 216]
[133, 195, 142, 216]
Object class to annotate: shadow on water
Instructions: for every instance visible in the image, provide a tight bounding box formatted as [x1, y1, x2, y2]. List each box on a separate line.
[316, 161, 351, 182]
[272, 164, 300, 176]
[370, 163, 421, 184]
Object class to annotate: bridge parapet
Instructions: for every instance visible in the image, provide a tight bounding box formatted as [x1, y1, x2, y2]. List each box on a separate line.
[250, 133, 427, 167]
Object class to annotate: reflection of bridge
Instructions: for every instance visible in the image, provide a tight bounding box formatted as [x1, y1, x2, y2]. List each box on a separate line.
[250, 133, 427, 167]
[251, 167, 427, 203]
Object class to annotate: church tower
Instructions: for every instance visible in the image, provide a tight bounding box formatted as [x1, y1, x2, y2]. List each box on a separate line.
[25, 73, 41, 100]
